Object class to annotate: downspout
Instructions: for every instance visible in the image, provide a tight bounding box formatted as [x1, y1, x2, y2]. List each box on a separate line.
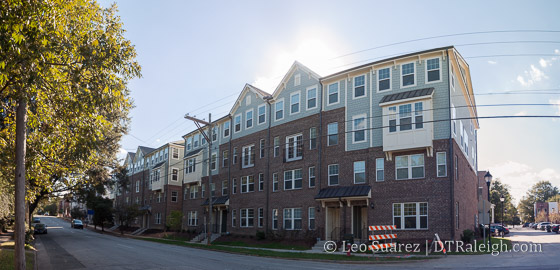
[447, 50, 455, 240]
[318, 81, 324, 239]
[264, 96, 273, 234]
[227, 115, 233, 230]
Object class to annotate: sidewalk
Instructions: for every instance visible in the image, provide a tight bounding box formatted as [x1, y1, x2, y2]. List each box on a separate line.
[0, 230, 14, 245]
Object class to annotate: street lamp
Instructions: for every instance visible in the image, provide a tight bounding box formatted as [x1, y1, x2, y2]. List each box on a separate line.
[484, 171, 492, 245]
[500, 195, 505, 237]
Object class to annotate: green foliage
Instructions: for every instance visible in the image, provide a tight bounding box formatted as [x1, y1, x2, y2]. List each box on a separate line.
[490, 179, 518, 224]
[41, 202, 57, 216]
[166, 210, 183, 232]
[460, 229, 475, 244]
[70, 206, 86, 220]
[256, 231, 266, 240]
[114, 204, 141, 231]
[518, 181, 559, 222]
[91, 197, 113, 229]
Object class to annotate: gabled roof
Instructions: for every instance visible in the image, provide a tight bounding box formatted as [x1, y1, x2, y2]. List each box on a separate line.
[229, 83, 271, 116]
[272, 61, 321, 99]
[379, 88, 434, 104]
[138, 146, 155, 154]
[315, 186, 371, 199]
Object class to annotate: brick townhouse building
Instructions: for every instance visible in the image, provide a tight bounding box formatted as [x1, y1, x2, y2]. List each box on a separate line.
[178, 46, 481, 243]
[114, 141, 185, 231]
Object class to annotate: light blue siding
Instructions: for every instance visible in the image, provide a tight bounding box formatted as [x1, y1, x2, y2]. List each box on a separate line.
[271, 70, 321, 127]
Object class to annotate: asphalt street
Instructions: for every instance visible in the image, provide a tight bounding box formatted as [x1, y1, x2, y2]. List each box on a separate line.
[34, 216, 560, 270]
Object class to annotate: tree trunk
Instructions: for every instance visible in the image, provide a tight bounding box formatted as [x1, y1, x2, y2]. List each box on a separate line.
[14, 98, 27, 270]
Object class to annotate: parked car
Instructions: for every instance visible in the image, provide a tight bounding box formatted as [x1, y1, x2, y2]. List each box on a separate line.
[538, 222, 551, 230]
[552, 224, 560, 234]
[490, 225, 509, 236]
[32, 217, 41, 224]
[546, 224, 558, 232]
[34, 223, 47, 234]
[532, 222, 541, 229]
[71, 219, 84, 229]
[522, 222, 531, 227]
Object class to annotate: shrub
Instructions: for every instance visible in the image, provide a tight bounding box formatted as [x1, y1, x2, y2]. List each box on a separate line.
[256, 230, 266, 240]
[461, 229, 475, 244]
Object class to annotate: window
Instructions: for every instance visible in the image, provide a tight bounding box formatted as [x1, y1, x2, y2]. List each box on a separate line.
[327, 82, 339, 105]
[393, 202, 428, 229]
[308, 166, 316, 188]
[172, 148, 179, 159]
[354, 75, 365, 98]
[395, 154, 425, 180]
[294, 73, 301, 86]
[211, 153, 217, 170]
[307, 86, 317, 110]
[187, 137, 192, 150]
[272, 173, 279, 192]
[201, 184, 205, 198]
[135, 197, 139, 204]
[258, 208, 264, 228]
[354, 161, 366, 184]
[186, 158, 196, 173]
[188, 211, 198, 226]
[327, 122, 338, 146]
[273, 137, 280, 157]
[242, 145, 254, 168]
[172, 168, 178, 181]
[284, 169, 302, 190]
[272, 209, 278, 230]
[190, 185, 198, 199]
[275, 100, 284, 121]
[210, 183, 216, 197]
[171, 191, 178, 202]
[232, 178, 237, 194]
[401, 62, 415, 87]
[233, 147, 238, 164]
[234, 114, 241, 132]
[376, 158, 384, 182]
[222, 180, 228, 195]
[283, 208, 302, 230]
[285, 134, 303, 161]
[328, 164, 339, 186]
[135, 181, 139, 193]
[390, 102, 425, 133]
[437, 152, 447, 177]
[155, 213, 162, 224]
[389, 106, 397, 132]
[212, 127, 217, 142]
[378, 67, 391, 91]
[223, 121, 230, 138]
[309, 127, 317, 150]
[258, 173, 264, 191]
[156, 192, 161, 203]
[222, 150, 229, 167]
[240, 208, 254, 227]
[245, 109, 253, 129]
[399, 104, 412, 131]
[353, 115, 366, 143]
[258, 104, 266, 125]
[184, 187, 188, 200]
[241, 175, 254, 193]
[201, 136, 206, 146]
[259, 139, 265, 158]
[414, 102, 423, 129]
[455, 202, 459, 230]
[232, 209, 237, 227]
[290, 92, 300, 114]
[426, 58, 441, 82]
[308, 207, 315, 230]
[193, 134, 200, 148]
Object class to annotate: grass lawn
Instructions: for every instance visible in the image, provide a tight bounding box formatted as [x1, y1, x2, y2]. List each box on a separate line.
[212, 240, 309, 251]
[140, 237, 434, 262]
[0, 249, 34, 270]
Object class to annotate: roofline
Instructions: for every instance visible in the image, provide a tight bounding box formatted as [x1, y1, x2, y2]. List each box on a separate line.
[182, 114, 232, 139]
[320, 46, 455, 81]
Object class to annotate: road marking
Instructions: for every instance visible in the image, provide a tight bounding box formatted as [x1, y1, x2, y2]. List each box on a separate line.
[117, 244, 133, 249]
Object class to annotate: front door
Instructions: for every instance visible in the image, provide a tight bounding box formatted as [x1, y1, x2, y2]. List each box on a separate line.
[325, 207, 341, 241]
[352, 206, 367, 241]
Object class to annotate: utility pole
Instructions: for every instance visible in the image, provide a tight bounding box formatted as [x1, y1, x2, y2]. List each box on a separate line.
[185, 113, 212, 245]
[14, 98, 27, 270]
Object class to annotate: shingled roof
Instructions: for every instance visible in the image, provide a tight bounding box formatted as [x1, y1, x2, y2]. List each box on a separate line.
[202, 196, 230, 206]
[315, 186, 371, 199]
[379, 87, 434, 104]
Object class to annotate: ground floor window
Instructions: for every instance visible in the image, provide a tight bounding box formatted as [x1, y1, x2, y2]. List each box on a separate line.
[308, 207, 315, 230]
[283, 208, 302, 230]
[155, 213, 162, 224]
[393, 202, 427, 229]
[188, 211, 198, 226]
[272, 209, 278, 230]
[258, 208, 264, 228]
[240, 208, 254, 227]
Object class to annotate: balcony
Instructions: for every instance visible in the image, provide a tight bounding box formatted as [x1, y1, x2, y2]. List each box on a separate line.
[151, 178, 163, 191]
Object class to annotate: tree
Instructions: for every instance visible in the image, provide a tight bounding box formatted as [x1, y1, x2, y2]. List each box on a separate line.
[70, 206, 86, 220]
[91, 197, 113, 231]
[114, 204, 141, 235]
[0, 1, 140, 268]
[489, 179, 518, 224]
[166, 210, 183, 232]
[518, 181, 559, 222]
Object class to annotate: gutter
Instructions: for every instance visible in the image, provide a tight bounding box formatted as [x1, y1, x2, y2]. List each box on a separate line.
[264, 96, 273, 234]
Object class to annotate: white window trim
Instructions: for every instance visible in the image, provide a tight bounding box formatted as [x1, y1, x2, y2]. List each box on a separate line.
[308, 166, 316, 188]
[232, 209, 236, 227]
[376, 67, 392, 92]
[283, 169, 303, 190]
[223, 121, 231, 138]
[272, 173, 278, 192]
[285, 133, 303, 162]
[425, 57, 442, 84]
[240, 208, 254, 228]
[308, 207, 315, 230]
[241, 145, 255, 168]
[352, 74, 367, 100]
[392, 202, 429, 230]
[375, 158, 384, 182]
[437, 152, 447, 177]
[328, 164, 339, 186]
[241, 175, 254, 193]
[272, 209, 278, 230]
[257, 104, 266, 125]
[234, 114, 242, 133]
[171, 167, 179, 181]
[274, 98, 285, 121]
[211, 153, 217, 171]
[327, 122, 338, 146]
[283, 208, 302, 230]
[289, 91, 301, 115]
[258, 208, 264, 228]
[245, 109, 254, 130]
[327, 82, 340, 106]
[395, 154, 425, 180]
[306, 85, 318, 111]
[352, 114, 367, 144]
[294, 73, 301, 86]
[400, 61, 417, 89]
[353, 161, 366, 184]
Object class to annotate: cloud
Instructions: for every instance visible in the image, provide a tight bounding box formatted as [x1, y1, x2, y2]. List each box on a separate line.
[556, 49, 560, 55]
[516, 65, 548, 86]
[539, 58, 549, 68]
[487, 60, 497, 65]
[514, 111, 527, 116]
[489, 161, 560, 204]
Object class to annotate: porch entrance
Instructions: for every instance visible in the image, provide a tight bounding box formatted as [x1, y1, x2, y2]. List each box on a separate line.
[325, 207, 341, 241]
[352, 206, 367, 242]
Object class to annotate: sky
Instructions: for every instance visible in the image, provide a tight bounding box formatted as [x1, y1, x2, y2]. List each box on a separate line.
[99, 0, 560, 204]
